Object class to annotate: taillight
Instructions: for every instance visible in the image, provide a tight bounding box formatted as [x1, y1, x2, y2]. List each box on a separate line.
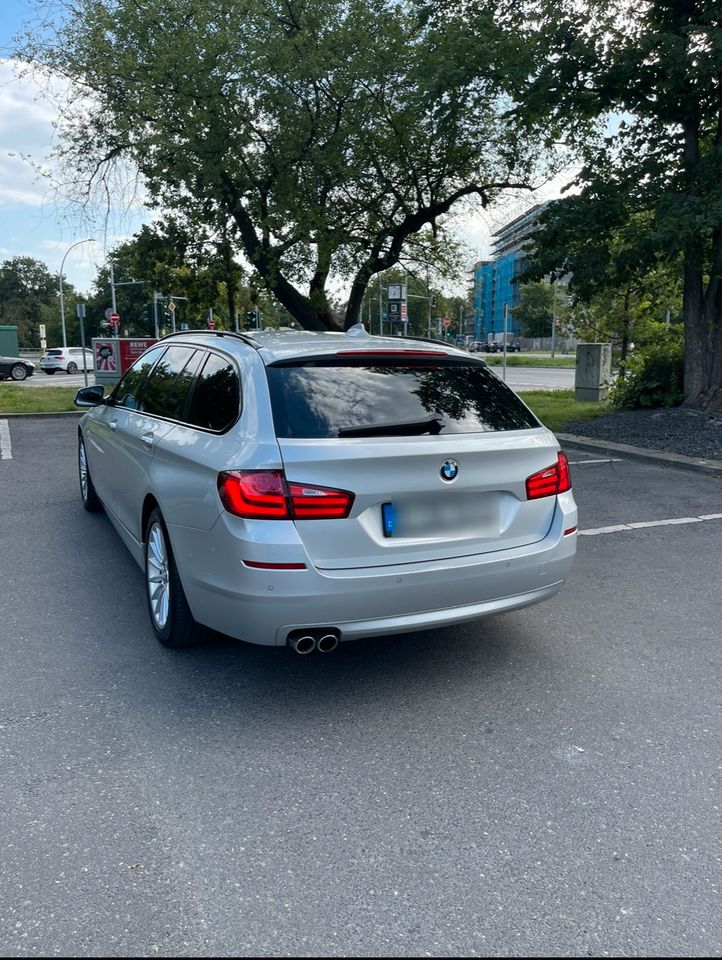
[287, 481, 354, 518]
[525, 452, 572, 500]
[218, 471, 288, 518]
[218, 471, 354, 520]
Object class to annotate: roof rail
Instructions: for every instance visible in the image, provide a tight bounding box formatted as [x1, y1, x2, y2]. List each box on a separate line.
[155, 328, 261, 350]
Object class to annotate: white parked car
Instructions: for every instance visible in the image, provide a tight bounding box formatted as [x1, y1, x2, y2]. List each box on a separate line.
[41, 347, 94, 375]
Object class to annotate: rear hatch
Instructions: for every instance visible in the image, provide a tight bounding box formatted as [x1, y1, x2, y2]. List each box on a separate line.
[265, 351, 561, 570]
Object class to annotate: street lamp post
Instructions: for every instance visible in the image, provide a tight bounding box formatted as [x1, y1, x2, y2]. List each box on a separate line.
[59, 239, 95, 349]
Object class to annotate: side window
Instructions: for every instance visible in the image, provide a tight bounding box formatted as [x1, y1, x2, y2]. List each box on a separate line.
[186, 352, 240, 432]
[112, 346, 166, 409]
[140, 346, 202, 420]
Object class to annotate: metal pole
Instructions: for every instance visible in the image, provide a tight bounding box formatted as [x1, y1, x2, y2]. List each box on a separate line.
[59, 273, 66, 349]
[378, 275, 383, 335]
[77, 303, 88, 387]
[109, 262, 117, 312]
[503, 303, 508, 381]
[551, 282, 557, 358]
[153, 292, 160, 339]
[59, 238, 95, 349]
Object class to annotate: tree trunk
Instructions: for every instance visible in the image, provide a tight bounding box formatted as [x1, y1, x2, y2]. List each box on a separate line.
[679, 114, 722, 409]
[618, 286, 632, 381]
[683, 237, 722, 410]
[344, 273, 373, 330]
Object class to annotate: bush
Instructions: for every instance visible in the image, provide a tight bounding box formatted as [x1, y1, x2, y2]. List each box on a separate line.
[610, 341, 684, 409]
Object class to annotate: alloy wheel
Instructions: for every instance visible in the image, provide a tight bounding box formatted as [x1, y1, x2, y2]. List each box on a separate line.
[147, 521, 170, 629]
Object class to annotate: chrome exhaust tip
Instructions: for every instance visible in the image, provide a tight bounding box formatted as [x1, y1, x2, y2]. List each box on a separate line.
[290, 634, 317, 655]
[317, 633, 340, 654]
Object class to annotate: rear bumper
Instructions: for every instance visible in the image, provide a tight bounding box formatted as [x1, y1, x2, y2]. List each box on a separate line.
[168, 492, 577, 647]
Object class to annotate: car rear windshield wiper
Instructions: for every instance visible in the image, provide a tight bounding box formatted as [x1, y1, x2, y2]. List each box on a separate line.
[337, 416, 445, 438]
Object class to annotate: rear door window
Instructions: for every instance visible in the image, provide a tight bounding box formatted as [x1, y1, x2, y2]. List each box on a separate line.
[186, 352, 240, 431]
[140, 346, 202, 420]
[266, 357, 539, 438]
[112, 346, 167, 409]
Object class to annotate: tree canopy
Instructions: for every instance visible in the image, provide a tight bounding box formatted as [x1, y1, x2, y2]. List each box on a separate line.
[520, 0, 722, 407]
[20, 0, 560, 331]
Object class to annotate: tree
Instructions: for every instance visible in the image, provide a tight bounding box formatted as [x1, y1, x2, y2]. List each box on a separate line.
[513, 282, 556, 338]
[20, 0, 560, 331]
[522, 0, 722, 408]
[523, 201, 682, 373]
[0, 257, 68, 347]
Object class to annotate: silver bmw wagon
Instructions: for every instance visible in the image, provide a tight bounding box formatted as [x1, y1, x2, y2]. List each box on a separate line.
[75, 328, 577, 652]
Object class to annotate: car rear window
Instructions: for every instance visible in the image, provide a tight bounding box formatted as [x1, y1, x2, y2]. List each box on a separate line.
[48, 350, 64, 355]
[265, 357, 539, 439]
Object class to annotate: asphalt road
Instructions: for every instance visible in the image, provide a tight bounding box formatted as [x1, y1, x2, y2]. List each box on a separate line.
[13, 365, 577, 393]
[1, 417, 720, 957]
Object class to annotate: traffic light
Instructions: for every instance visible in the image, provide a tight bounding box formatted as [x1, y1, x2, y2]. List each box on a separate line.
[245, 307, 257, 330]
[142, 302, 154, 332]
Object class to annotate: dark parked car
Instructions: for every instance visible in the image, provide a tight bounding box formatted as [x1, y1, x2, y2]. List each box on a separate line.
[484, 340, 522, 353]
[0, 356, 36, 381]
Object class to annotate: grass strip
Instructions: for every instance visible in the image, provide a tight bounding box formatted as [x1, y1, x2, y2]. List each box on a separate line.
[0, 384, 79, 414]
[520, 390, 609, 432]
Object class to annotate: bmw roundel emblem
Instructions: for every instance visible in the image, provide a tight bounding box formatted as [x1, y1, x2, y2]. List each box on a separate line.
[440, 459, 459, 482]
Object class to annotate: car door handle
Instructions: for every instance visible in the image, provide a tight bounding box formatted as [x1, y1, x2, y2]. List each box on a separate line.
[109, 420, 117, 431]
[140, 432, 155, 447]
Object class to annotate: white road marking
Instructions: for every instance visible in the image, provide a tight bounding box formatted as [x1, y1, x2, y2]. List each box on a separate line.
[568, 458, 624, 465]
[0, 419, 11, 460]
[580, 514, 722, 536]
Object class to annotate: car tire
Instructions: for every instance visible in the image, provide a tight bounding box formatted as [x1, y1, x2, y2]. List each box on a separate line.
[145, 508, 201, 649]
[78, 434, 103, 513]
[44, 369, 55, 375]
[10, 364, 28, 381]
[67, 362, 78, 375]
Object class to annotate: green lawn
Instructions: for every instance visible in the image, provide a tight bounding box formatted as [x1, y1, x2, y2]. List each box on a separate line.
[0, 384, 79, 414]
[520, 390, 609, 432]
[483, 354, 576, 368]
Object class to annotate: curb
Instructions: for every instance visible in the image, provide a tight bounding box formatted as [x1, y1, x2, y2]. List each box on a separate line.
[558, 433, 722, 478]
[0, 411, 82, 419]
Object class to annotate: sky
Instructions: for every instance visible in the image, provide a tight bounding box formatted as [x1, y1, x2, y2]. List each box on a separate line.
[0, 1, 570, 300]
[0, 1, 147, 296]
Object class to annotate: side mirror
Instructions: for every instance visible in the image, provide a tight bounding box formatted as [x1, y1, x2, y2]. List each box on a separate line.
[74, 385, 106, 408]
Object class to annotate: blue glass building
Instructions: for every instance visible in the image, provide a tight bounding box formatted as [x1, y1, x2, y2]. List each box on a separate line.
[472, 202, 549, 339]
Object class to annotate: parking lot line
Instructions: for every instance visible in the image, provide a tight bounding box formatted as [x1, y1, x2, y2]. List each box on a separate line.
[567, 458, 624, 465]
[580, 514, 722, 536]
[0, 420, 11, 460]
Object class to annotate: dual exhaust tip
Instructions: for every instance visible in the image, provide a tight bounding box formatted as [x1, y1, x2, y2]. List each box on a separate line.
[288, 629, 340, 655]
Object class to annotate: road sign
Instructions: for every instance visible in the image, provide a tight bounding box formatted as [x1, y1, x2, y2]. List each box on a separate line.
[110, 312, 120, 323]
[208, 318, 216, 330]
[39, 324, 46, 339]
[105, 307, 114, 320]
[168, 301, 176, 312]
[76, 303, 86, 319]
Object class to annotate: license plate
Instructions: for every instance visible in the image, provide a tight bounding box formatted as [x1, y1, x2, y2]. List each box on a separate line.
[382, 498, 498, 539]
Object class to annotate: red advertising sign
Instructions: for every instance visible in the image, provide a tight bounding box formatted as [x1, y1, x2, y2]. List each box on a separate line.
[119, 338, 157, 374]
[94, 339, 118, 373]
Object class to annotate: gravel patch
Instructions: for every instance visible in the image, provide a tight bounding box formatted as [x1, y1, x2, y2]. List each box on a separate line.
[564, 406, 722, 461]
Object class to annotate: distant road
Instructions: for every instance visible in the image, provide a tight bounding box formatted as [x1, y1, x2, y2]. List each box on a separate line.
[19, 371, 97, 389]
[14, 365, 576, 393]
[497, 366, 575, 392]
